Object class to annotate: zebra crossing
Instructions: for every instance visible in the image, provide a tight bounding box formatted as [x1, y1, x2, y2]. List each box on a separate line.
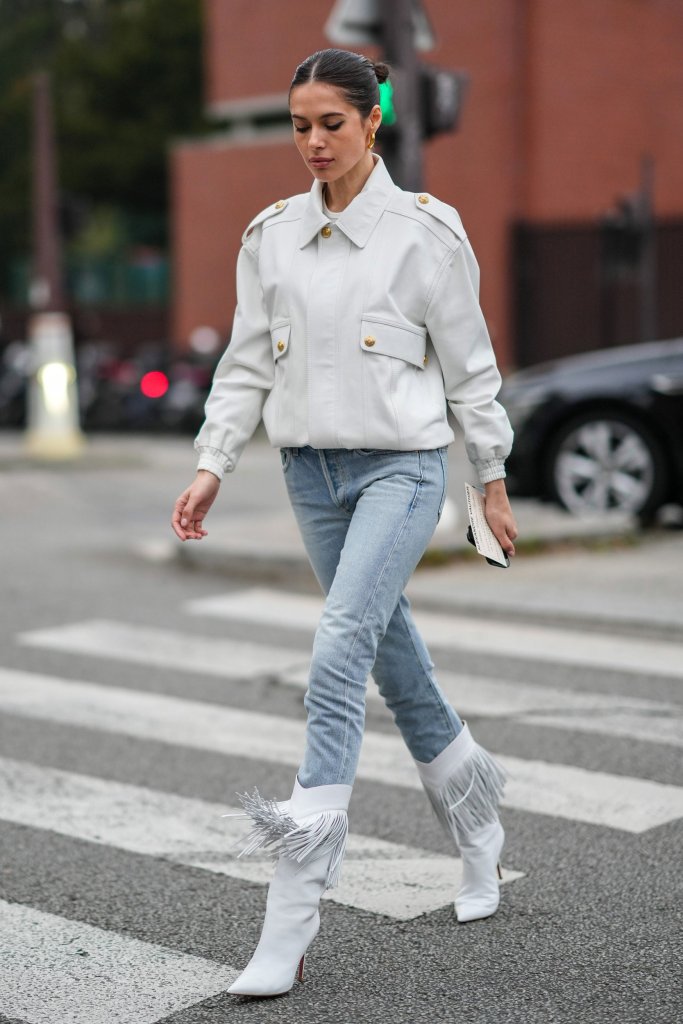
[2, 665, 682, 832]
[2, 583, 683, 1022]
[1, 900, 237, 1024]
[18, 615, 683, 747]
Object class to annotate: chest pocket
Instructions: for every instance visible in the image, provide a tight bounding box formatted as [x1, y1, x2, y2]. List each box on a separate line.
[359, 318, 426, 370]
[271, 321, 290, 362]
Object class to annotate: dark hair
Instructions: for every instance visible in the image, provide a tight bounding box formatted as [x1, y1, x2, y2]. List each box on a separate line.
[289, 48, 390, 119]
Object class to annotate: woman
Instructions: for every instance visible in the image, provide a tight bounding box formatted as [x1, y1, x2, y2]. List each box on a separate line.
[172, 48, 517, 998]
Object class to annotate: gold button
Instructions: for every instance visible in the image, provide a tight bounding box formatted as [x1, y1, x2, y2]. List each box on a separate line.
[321, 225, 332, 238]
[277, 340, 285, 352]
[418, 194, 430, 204]
[423, 355, 429, 366]
[364, 336, 376, 347]
[274, 200, 285, 210]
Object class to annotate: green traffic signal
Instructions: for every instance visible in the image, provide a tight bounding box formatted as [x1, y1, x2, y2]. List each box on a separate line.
[379, 80, 397, 127]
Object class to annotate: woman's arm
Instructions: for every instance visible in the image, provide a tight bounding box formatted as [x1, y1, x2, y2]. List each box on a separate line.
[424, 238, 517, 554]
[425, 240, 513, 479]
[193, 243, 274, 479]
[171, 237, 272, 541]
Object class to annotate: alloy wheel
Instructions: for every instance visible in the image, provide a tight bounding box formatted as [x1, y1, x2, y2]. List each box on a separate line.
[552, 417, 658, 514]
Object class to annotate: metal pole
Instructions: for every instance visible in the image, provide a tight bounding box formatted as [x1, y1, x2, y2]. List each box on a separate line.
[639, 154, 657, 343]
[25, 72, 84, 459]
[31, 71, 64, 312]
[378, 0, 423, 190]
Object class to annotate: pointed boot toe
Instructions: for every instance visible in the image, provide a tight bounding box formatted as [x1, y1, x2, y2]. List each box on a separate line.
[454, 893, 501, 923]
[455, 820, 504, 923]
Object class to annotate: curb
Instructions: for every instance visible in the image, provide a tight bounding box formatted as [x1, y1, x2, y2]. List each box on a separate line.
[155, 518, 640, 583]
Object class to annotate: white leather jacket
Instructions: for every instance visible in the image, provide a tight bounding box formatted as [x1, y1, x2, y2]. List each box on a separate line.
[195, 155, 513, 484]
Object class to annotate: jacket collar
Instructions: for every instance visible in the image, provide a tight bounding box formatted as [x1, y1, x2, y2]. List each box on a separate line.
[297, 155, 397, 249]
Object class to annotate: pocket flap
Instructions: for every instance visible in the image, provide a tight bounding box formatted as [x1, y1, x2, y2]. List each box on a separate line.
[359, 319, 426, 370]
[271, 322, 291, 361]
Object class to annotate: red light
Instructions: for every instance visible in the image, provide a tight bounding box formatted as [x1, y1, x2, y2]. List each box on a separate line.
[140, 371, 169, 399]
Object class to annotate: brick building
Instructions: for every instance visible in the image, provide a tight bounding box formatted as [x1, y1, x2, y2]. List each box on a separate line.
[172, 0, 683, 368]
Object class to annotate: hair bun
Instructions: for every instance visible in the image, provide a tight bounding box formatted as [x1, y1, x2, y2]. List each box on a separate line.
[373, 61, 390, 84]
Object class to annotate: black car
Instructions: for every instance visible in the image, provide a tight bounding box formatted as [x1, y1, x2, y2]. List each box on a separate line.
[500, 338, 683, 519]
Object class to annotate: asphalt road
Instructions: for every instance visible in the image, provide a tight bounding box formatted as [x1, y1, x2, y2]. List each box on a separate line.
[1, 433, 682, 1024]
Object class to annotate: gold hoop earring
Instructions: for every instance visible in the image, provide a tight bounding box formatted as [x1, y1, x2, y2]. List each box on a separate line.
[368, 131, 376, 149]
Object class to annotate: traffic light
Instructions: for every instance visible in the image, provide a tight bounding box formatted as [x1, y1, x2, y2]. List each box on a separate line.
[379, 80, 397, 127]
[419, 65, 468, 139]
[324, 0, 469, 186]
[379, 67, 468, 140]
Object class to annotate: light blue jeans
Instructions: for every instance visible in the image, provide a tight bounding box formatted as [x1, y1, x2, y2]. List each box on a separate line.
[281, 446, 463, 788]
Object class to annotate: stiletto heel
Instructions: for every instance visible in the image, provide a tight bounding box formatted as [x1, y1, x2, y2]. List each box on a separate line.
[297, 955, 305, 983]
[497, 862, 503, 880]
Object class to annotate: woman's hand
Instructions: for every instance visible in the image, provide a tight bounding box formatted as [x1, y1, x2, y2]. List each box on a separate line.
[483, 479, 518, 557]
[171, 470, 221, 541]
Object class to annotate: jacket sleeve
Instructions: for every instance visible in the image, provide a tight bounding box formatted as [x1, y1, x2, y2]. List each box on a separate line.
[193, 244, 273, 478]
[424, 239, 513, 484]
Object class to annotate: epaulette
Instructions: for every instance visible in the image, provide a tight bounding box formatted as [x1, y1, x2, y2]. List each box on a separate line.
[241, 198, 290, 245]
[414, 192, 466, 242]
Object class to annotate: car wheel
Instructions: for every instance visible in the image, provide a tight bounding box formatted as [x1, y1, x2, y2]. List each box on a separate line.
[546, 411, 668, 516]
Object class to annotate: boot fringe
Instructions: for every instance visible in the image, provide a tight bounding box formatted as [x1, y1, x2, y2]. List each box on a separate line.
[232, 788, 349, 890]
[424, 744, 506, 841]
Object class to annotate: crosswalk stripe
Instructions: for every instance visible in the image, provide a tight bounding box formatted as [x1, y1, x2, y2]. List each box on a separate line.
[1, 667, 681, 833]
[0, 756, 522, 922]
[186, 587, 683, 680]
[279, 666, 683, 749]
[0, 898, 236, 1024]
[19, 621, 683, 749]
[18, 619, 309, 680]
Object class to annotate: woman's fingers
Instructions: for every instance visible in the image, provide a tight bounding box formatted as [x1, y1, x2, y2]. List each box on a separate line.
[482, 482, 518, 558]
[495, 517, 517, 556]
[494, 526, 515, 556]
[503, 516, 518, 556]
[486, 511, 518, 557]
[171, 490, 207, 542]
[171, 493, 190, 541]
[186, 516, 208, 538]
[173, 517, 207, 541]
[172, 473, 220, 542]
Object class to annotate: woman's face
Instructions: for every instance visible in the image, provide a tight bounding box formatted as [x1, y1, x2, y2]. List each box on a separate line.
[289, 81, 380, 183]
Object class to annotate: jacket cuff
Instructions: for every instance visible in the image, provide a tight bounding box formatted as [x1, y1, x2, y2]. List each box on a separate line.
[195, 446, 231, 481]
[475, 458, 506, 484]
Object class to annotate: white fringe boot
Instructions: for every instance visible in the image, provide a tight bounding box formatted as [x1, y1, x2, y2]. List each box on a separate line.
[227, 777, 352, 997]
[415, 722, 506, 923]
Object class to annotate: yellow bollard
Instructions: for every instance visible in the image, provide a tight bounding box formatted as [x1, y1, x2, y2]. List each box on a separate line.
[24, 311, 86, 459]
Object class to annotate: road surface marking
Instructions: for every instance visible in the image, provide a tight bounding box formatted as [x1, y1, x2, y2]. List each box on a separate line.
[0, 756, 522, 922]
[187, 587, 683, 680]
[19, 621, 683, 748]
[0, 898, 236, 1024]
[280, 665, 683, 748]
[0, 667, 681, 833]
[19, 619, 309, 680]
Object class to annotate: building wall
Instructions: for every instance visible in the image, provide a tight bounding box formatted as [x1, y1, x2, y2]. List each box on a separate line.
[421, 0, 521, 359]
[172, 133, 305, 343]
[525, 0, 683, 218]
[172, 0, 683, 366]
[205, 0, 343, 109]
